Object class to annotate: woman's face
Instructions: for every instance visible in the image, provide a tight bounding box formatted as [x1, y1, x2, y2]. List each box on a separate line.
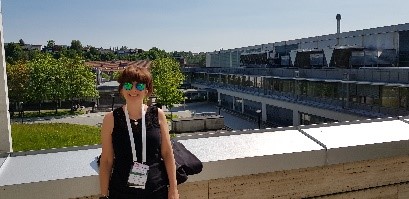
[121, 81, 148, 103]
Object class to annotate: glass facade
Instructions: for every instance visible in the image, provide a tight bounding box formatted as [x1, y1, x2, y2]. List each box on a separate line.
[188, 71, 409, 123]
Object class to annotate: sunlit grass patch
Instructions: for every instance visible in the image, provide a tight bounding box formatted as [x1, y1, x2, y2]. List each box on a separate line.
[11, 123, 100, 152]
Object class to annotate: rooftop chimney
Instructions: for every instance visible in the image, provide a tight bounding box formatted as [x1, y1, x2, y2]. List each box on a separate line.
[336, 14, 341, 46]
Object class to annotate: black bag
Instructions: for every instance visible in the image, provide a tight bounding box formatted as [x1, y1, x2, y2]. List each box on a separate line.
[153, 139, 203, 185]
[171, 139, 202, 176]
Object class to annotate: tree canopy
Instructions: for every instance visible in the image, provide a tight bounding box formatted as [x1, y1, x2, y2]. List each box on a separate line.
[6, 54, 98, 107]
[5, 39, 200, 109]
[151, 57, 185, 109]
[5, 39, 206, 66]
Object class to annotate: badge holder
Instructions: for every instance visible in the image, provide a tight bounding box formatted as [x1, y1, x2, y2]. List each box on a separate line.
[124, 104, 149, 189]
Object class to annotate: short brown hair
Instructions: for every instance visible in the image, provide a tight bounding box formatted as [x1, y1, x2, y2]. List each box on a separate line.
[117, 60, 153, 96]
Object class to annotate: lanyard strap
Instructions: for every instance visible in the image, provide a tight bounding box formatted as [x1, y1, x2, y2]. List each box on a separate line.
[124, 104, 146, 163]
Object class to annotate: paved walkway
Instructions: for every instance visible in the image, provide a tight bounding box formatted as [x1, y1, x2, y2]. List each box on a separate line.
[12, 112, 106, 127]
[13, 102, 260, 131]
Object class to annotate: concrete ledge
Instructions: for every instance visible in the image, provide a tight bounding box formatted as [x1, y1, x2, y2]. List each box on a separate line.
[180, 155, 409, 199]
[1, 176, 99, 199]
[1, 117, 409, 198]
[189, 150, 326, 182]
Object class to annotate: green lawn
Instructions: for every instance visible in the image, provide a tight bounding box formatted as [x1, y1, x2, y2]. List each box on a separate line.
[11, 123, 101, 152]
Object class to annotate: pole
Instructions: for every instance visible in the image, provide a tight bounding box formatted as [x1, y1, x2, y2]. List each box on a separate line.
[256, 109, 262, 129]
[218, 99, 221, 115]
[20, 102, 23, 124]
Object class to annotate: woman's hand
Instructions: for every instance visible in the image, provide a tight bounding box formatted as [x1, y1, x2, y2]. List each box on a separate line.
[168, 186, 179, 199]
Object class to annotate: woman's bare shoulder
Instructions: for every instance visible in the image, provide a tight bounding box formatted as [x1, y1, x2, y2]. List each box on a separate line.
[103, 111, 114, 121]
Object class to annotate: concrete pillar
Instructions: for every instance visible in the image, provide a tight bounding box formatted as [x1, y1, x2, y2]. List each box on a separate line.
[262, 103, 267, 121]
[229, 51, 232, 67]
[231, 96, 236, 111]
[323, 47, 334, 67]
[241, 99, 244, 114]
[289, 50, 297, 67]
[345, 83, 350, 108]
[293, 110, 300, 126]
[0, 6, 12, 153]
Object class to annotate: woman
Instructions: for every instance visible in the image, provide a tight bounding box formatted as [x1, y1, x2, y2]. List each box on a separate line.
[99, 61, 179, 199]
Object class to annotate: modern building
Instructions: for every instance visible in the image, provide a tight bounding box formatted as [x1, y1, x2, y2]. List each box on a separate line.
[183, 22, 409, 127]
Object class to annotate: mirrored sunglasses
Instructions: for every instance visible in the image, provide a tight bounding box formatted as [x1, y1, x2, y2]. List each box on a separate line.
[123, 82, 146, 91]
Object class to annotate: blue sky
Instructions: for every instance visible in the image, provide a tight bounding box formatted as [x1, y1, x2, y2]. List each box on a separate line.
[3, 0, 409, 53]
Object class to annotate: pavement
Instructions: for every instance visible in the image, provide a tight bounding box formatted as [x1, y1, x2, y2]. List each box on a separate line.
[12, 112, 106, 127]
[13, 102, 260, 131]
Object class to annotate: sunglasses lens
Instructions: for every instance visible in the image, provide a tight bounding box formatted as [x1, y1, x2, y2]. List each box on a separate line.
[136, 83, 146, 91]
[123, 82, 133, 90]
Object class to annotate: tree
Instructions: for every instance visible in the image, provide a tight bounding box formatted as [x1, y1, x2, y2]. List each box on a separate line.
[100, 51, 116, 61]
[172, 51, 206, 67]
[27, 53, 56, 113]
[62, 55, 98, 101]
[70, 40, 83, 54]
[24, 54, 98, 113]
[18, 39, 25, 46]
[138, 47, 170, 60]
[46, 40, 55, 49]
[6, 61, 30, 107]
[151, 58, 185, 110]
[84, 46, 101, 61]
[5, 43, 26, 64]
[27, 49, 41, 60]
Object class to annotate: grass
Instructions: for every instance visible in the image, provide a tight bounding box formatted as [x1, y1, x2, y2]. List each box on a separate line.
[10, 111, 175, 152]
[11, 123, 100, 152]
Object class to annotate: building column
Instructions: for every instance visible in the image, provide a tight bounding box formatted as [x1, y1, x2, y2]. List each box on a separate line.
[241, 99, 244, 114]
[262, 103, 267, 121]
[0, 8, 12, 153]
[293, 110, 300, 126]
[232, 97, 235, 110]
[229, 51, 233, 67]
[345, 83, 350, 108]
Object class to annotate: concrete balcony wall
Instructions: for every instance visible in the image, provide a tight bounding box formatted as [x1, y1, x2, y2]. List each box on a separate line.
[1, 117, 409, 199]
[176, 155, 409, 199]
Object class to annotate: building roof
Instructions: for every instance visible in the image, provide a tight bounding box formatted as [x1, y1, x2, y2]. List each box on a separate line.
[86, 60, 151, 72]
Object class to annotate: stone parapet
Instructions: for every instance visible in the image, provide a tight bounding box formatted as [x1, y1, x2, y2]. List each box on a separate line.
[1, 117, 409, 199]
[175, 155, 409, 198]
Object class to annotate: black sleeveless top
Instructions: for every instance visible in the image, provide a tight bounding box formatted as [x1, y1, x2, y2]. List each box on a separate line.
[109, 105, 162, 193]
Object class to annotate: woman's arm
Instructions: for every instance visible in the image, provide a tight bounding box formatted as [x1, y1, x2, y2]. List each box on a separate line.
[158, 108, 179, 199]
[99, 112, 115, 196]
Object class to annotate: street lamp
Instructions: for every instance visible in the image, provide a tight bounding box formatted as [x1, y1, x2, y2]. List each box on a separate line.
[110, 93, 115, 111]
[217, 100, 222, 115]
[256, 109, 262, 129]
[184, 96, 188, 110]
